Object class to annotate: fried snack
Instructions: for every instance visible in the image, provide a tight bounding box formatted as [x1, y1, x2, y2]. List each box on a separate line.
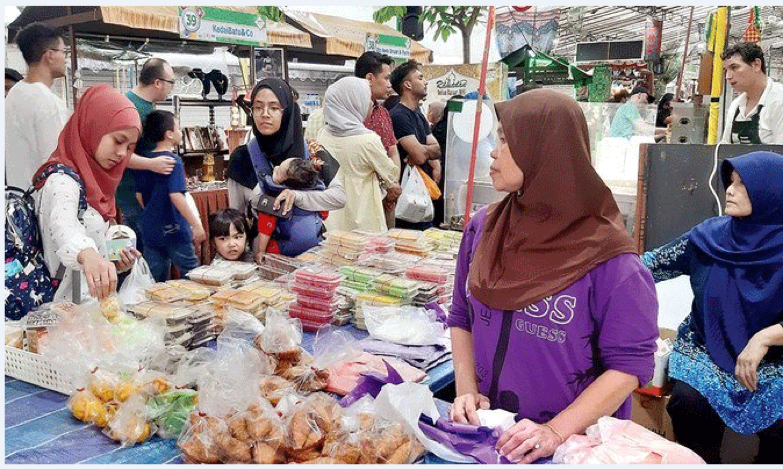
[322, 434, 361, 464]
[107, 414, 151, 444]
[280, 365, 329, 392]
[309, 394, 342, 434]
[99, 295, 122, 323]
[258, 375, 294, 406]
[302, 456, 342, 464]
[215, 431, 252, 463]
[142, 376, 171, 395]
[252, 442, 284, 464]
[287, 409, 323, 450]
[115, 381, 141, 403]
[227, 412, 252, 442]
[375, 423, 407, 461]
[89, 374, 116, 402]
[358, 434, 378, 464]
[178, 413, 224, 464]
[289, 447, 323, 463]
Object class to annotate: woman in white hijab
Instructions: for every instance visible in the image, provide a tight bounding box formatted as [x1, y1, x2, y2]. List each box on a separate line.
[318, 76, 400, 231]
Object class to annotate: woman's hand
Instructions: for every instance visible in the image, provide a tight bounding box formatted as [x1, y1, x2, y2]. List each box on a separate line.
[496, 419, 563, 464]
[148, 155, 176, 175]
[450, 392, 490, 425]
[78, 248, 117, 300]
[736, 332, 771, 392]
[114, 247, 141, 274]
[273, 189, 298, 216]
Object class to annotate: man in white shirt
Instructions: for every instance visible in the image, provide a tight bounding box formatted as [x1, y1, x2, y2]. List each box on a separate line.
[720, 42, 783, 145]
[5, 23, 70, 189]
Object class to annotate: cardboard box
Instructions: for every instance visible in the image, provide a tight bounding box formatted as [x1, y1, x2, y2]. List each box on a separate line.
[632, 390, 675, 442]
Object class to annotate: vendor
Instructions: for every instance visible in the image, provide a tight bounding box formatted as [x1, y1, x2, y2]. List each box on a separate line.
[720, 42, 783, 144]
[608, 85, 664, 139]
[642, 151, 783, 463]
[33, 85, 143, 301]
[226, 78, 345, 256]
[448, 89, 658, 463]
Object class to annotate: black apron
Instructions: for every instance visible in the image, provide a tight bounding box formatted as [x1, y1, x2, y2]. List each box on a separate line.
[729, 105, 763, 144]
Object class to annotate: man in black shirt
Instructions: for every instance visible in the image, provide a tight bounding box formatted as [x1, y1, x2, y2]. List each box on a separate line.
[389, 60, 441, 230]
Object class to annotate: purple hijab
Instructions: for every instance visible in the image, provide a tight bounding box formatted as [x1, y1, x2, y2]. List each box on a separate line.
[688, 151, 783, 373]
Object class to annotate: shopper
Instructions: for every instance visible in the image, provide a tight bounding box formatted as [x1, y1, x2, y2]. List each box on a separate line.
[5, 67, 23, 97]
[642, 151, 783, 464]
[656, 92, 675, 128]
[608, 85, 660, 139]
[226, 78, 345, 255]
[134, 111, 204, 282]
[208, 208, 253, 262]
[389, 60, 441, 230]
[355, 51, 402, 228]
[318, 76, 399, 232]
[256, 157, 327, 258]
[427, 100, 445, 126]
[448, 89, 658, 464]
[720, 42, 783, 144]
[118, 57, 179, 254]
[33, 85, 143, 301]
[5, 23, 70, 189]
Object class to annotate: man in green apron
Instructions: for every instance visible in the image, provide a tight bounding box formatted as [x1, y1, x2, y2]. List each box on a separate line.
[720, 43, 783, 145]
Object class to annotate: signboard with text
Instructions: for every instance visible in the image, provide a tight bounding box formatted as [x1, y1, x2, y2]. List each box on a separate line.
[179, 7, 267, 46]
[365, 33, 411, 61]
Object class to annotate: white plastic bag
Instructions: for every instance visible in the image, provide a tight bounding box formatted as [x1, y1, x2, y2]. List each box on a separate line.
[363, 305, 446, 346]
[395, 165, 434, 223]
[118, 258, 155, 306]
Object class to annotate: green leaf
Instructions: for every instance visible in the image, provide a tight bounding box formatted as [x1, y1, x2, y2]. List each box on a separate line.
[257, 6, 281, 22]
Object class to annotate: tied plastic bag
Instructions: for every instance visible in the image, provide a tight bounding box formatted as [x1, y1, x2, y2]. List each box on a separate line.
[418, 416, 512, 464]
[117, 258, 155, 306]
[105, 394, 154, 447]
[651, 337, 673, 388]
[395, 165, 434, 223]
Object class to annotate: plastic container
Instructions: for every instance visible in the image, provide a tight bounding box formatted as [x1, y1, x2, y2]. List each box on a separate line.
[288, 304, 334, 332]
[318, 250, 354, 267]
[323, 230, 369, 250]
[210, 289, 265, 312]
[321, 242, 364, 260]
[339, 266, 382, 283]
[290, 283, 337, 300]
[293, 266, 343, 290]
[406, 266, 450, 284]
[146, 283, 191, 303]
[257, 263, 289, 281]
[386, 229, 424, 243]
[262, 253, 301, 273]
[186, 266, 234, 286]
[371, 274, 421, 299]
[165, 279, 213, 302]
[127, 302, 191, 326]
[356, 291, 402, 307]
[295, 294, 339, 313]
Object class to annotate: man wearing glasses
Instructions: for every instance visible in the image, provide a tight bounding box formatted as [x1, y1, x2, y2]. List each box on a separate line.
[5, 23, 70, 189]
[119, 58, 178, 254]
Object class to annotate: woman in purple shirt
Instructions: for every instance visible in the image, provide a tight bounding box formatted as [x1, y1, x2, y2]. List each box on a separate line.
[448, 89, 659, 463]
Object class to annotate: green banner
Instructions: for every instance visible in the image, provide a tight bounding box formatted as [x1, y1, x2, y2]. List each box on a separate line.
[179, 7, 267, 46]
[365, 33, 411, 61]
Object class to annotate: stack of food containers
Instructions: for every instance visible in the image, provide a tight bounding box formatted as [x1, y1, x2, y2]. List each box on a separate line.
[239, 280, 295, 320]
[406, 265, 450, 306]
[288, 265, 343, 331]
[127, 301, 197, 349]
[186, 265, 234, 287]
[258, 254, 301, 281]
[386, 229, 434, 257]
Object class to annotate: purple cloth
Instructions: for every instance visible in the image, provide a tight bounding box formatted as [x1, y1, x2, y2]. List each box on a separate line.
[447, 208, 658, 422]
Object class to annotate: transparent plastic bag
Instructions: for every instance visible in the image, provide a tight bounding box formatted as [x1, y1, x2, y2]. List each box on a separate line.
[363, 305, 446, 346]
[117, 258, 155, 306]
[255, 312, 303, 354]
[395, 165, 434, 223]
[147, 388, 199, 439]
[105, 394, 154, 447]
[68, 388, 110, 427]
[243, 398, 287, 463]
[177, 411, 229, 464]
[283, 393, 342, 459]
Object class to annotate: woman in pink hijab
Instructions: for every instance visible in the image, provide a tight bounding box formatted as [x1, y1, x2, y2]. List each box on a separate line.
[33, 85, 142, 301]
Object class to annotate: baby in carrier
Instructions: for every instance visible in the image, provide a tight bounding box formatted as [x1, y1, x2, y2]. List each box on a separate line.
[255, 157, 327, 259]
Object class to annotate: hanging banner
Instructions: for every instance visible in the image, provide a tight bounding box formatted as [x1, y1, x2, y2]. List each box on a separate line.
[365, 33, 411, 61]
[495, 6, 560, 59]
[420, 63, 508, 115]
[644, 17, 663, 63]
[179, 7, 267, 46]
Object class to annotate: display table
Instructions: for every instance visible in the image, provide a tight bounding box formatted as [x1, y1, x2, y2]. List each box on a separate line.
[4, 325, 454, 464]
[189, 188, 229, 265]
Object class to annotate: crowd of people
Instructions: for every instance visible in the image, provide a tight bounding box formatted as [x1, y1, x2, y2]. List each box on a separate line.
[5, 20, 782, 464]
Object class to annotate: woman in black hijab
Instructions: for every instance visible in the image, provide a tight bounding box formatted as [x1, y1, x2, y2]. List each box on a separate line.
[226, 78, 345, 254]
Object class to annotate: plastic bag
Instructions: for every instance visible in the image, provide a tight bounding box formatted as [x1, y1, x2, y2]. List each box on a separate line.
[243, 398, 287, 463]
[117, 258, 155, 306]
[147, 388, 199, 439]
[395, 165, 434, 223]
[105, 394, 154, 447]
[363, 305, 446, 346]
[178, 411, 229, 464]
[417, 165, 442, 200]
[68, 388, 111, 427]
[418, 415, 512, 464]
[283, 393, 343, 460]
[255, 313, 302, 355]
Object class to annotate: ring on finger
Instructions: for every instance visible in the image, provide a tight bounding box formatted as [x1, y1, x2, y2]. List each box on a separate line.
[534, 443, 541, 449]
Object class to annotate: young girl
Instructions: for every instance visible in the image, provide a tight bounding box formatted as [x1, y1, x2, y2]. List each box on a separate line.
[135, 110, 206, 282]
[208, 208, 253, 262]
[255, 156, 327, 260]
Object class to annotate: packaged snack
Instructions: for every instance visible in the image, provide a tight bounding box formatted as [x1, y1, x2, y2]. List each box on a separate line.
[127, 302, 190, 327]
[262, 253, 302, 273]
[105, 394, 153, 446]
[147, 388, 199, 439]
[371, 274, 420, 299]
[166, 279, 213, 302]
[145, 283, 190, 303]
[339, 265, 382, 284]
[99, 294, 124, 324]
[293, 266, 343, 290]
[211, 289, 265, 313]
[405, 265, 450, 284]
[187, 265, 234, 286]
[68, 388, 110, 427]
[177, 412, 228, 464]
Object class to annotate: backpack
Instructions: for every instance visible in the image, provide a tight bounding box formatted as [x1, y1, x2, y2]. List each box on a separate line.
[4, 163, 87, 320]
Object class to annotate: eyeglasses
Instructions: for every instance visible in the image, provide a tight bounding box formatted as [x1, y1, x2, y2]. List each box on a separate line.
[252, 104, 284, 116]
[157, 78, 176, 85]
[48, 48, 66, 54]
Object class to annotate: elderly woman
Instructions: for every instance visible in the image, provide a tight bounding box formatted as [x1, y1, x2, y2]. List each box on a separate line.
[642, 151, 783, 463]
[226, 78, 345, 257]
[448, 89, 658, 463]
[34, 85, 142, 301]
[318, 76, 400, 232]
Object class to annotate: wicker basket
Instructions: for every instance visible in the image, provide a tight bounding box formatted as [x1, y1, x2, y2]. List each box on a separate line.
[5, 346, 72, 395]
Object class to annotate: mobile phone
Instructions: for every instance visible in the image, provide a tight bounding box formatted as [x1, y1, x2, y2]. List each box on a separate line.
[255, 194, 291, 219]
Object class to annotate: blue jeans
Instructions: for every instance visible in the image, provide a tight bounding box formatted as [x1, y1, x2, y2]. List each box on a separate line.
[144, 242, 200, 282]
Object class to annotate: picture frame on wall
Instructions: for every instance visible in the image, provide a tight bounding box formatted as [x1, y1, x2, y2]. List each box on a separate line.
[253, 47, 286, 82]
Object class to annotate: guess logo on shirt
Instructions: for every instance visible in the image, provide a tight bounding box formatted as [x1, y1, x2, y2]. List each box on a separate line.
[514, 295, 576, 343]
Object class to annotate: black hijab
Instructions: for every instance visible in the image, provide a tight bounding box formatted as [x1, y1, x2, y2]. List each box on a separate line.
[228, 78, 306, 189]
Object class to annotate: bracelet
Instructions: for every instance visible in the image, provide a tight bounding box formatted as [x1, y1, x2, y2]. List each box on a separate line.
[542, 423, 565, 444]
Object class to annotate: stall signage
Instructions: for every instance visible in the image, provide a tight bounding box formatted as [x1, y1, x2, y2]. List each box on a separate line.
[432, 69, 475, 98]
[365, 33, 411, 61]
[179, 7, 267, 46]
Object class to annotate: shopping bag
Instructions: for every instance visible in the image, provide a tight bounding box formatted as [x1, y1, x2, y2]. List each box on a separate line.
[117, 257, 155, 306]
[416, 166, 442, 200]
[395, 165, 434, 223]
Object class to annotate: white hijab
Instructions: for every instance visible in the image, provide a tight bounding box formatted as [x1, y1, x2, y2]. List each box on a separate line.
[323, 76, 373, 138]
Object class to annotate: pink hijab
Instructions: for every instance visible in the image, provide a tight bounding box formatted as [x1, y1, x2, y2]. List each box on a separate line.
[34, 85, 141, 221]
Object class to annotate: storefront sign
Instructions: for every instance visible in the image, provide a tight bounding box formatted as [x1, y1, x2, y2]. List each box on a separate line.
[432, 69, 473, 98]
[365, 33, 411, 61]
[644, 17, 663, 63]
[179, 7, 267, 46]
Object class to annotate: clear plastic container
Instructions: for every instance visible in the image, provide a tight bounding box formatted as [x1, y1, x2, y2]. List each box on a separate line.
[290, 282, 337, 300]
[342, 279, 372, 292]
[339, 265, 382, 284]
[323, 230, 369, 250]
[262, 253, 302, 273]
[186, 266, 234, 286]
[257, 263, 289, 280]
[406, 266, 450, 284]
[146, 283, 191, 303]
[210, 289, 265, 312]
[386, 228, 424, 243]
[371, 274, 421, 299]
[295, 294, 339, 313]
[321, 242, 364, 260]
[165, 279, 213, 302]
[356, 291, 402, 307]
[293, 266, 343, 290]
[127, 302, 191, 326]
[288, 304, 334, 332]
[318, 250, 354, 267]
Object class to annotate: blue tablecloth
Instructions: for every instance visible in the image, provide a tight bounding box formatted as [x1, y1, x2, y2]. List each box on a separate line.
[5, 325, 454, 464]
